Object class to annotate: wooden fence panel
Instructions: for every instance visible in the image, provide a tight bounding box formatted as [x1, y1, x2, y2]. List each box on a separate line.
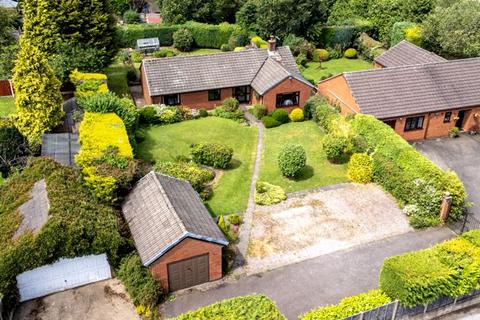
[0, 80, 13, 97]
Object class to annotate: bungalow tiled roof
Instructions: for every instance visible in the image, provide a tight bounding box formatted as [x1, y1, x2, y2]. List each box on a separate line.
[121, 172, 228, 266]
[142, 47, 313, 97]
[344, 58, 480, 119]
[375, 40, 446, 68]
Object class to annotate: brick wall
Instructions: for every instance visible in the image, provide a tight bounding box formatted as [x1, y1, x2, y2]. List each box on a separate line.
[261, 78, 313, 113]
[179, 88, 233, 109]
[317, 75, 361, 115]
[140, 64, 153, 105]
[149, 238, 223, 292]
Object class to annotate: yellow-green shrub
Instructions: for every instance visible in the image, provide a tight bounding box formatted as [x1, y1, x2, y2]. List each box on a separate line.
[405, 26, 423, 46]
[251, 36, 268, 48]
[289, 108, 304, 122]
[70, 69, 109, 97]
[254, 181, 287, 205]
[76, 113, 133, 167]
[347, 153, 373, 183]
[70, 68, 107, 83]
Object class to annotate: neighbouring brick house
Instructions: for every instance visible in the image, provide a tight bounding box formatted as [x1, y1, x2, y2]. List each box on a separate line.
[140, 38, 314, 113]
[318, 41, 480, 140]
[122, 172, 228, 292]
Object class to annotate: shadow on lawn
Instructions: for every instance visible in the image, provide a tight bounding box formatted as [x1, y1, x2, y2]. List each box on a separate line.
[293, 165, 314, 181]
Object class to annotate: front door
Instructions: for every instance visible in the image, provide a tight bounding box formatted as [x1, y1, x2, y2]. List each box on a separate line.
[455, 110, 470, 130]
[233, 86, 251, 103]
[167, 254, 209, 291]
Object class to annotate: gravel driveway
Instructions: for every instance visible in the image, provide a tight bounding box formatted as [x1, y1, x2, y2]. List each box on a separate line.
[14, 279, 139, 320]
[247, 183, 412, 273]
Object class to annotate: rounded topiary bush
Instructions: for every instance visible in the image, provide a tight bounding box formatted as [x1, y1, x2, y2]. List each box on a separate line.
[190, 143, 234, 169]
[289, 108, 304, 122]
[254, 181, 287, 205]
[347, 153, 373, 183]
[313, 48, 329, 62]
[173, 28, 194, 52]
[199, 108, 209, 117]
[344, 48, 358, 59]
[278, 144, 307, 178]
[323, 134, 349, 163]
[261, 116, 281, 128]
[222, 97, 239, 112]
[272, 109, 289, 124]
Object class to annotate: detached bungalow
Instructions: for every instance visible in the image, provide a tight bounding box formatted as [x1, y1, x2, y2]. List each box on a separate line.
[122, 172, 228, 292]
[140, 38, 315, 113]
[318, 41, 480, 140]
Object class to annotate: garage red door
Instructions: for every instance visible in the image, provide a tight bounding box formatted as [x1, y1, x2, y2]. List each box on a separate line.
[167, 254, 209, 291]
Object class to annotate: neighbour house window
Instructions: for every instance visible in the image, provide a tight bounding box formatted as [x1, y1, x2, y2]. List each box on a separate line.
[404, 116, 425, 131]
[163, 94, 180, 105]
[444, 112, 452, 123]
[208, 89, 221, 101]
[276, 92, 300, 108]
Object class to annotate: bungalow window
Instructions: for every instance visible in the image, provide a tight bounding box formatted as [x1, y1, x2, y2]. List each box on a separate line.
[404, 116, 425, 131]
[163, 94, 180, 105]
[444, 112, 452, 123]
[208, 89, 221, 101]
[276, 92, 300, 108]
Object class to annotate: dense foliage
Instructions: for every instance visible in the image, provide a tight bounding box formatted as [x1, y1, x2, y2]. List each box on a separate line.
[351, 115, 466, 227]
[173, 28, 194, 52]
[261, 116, 281, 128]
[289, 108, 304, 122]
[380, 232, 480, 307]
[190, 143, 234, 169]
[422, 0, 480, 58]
[301, 290, 391, 320]
[154, 161, 214, 199]
[278, 144, 307, 178]
[13, 39, 64, 145]
[0, 7, 18, 47]
[158, 0, 244, 24]
[117, 22, 240, 49]
[0, 44, 18, 80]
[271, 109, 290, 124]
[390, 21, 418, 46]
[0, 124, 30, 176]
[323, 134, 349, 164]
[250, 104, 267, 119]
[117, 253, 162, 308]
[173, 295, 286, 320]
[22, 0, 118, 67]
[0, 158, 122, 310]
[254, 181, 287, 205]
[347, 153, 373, 183]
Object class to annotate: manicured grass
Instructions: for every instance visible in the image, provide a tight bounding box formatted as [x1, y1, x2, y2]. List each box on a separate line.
[259, 121, 348, 193]
[0, 96, 15, 117]
[137, 117, 258, 215]
[105, 59, 131, 97]
[179, 48, 222, 56]
[302, 58, 373, 83]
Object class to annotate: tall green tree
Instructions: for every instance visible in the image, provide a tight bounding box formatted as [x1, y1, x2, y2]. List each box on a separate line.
[13, 39, 64, 145]
[0, 7, 18, 47]
[23, 0, 118, 66]
[422, 0, 480, 58]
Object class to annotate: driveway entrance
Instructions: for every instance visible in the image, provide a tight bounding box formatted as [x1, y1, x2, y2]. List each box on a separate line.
[414, 134, 480, 218]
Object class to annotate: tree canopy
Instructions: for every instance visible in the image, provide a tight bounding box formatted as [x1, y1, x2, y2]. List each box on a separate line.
[159, 0, 244, 24]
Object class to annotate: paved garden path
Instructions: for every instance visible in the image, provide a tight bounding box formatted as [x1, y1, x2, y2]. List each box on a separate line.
[163, 228, 454, 319]
[234, 111, 265, 268]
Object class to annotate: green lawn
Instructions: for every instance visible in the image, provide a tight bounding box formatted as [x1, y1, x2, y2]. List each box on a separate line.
[0, 96, 15, 117]
[105, 59, 131, 97]
[137, 117, 258, 215]
[302, 58, 373, 83]
[179, 48, 222, 56]
[259, 121, 348, 193]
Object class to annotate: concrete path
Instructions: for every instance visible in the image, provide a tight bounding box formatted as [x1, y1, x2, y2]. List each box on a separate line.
[163, 228, 454, 319]
[234, 111, 265, 268]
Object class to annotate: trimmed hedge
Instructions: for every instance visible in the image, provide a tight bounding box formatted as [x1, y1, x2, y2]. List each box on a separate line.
[351, 114, 466, 227]
[301, 290, 391, 320]
[173, 295, 286, 320]
[254, 181, 287, 205]
[262, 115, 281, 128]
[323, 134, 350, 164]
[190, 143, 233, 169]
[307, 25, 357, 49]
[0, 158, 122, 311]
[272, 109, 290, 124]
[380, 235, 480, 307]
[117, 22, 240, 49]
[278, 144, 307, 178]
[117, 253, 162, 308]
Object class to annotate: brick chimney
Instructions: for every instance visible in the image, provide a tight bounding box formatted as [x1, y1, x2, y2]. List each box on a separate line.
[268, 35, 276, 53]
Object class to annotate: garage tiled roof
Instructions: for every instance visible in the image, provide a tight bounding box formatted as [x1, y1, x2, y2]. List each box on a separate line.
[142, 47, 313, 96]
[375, 40, 446, 68]
[122, 172, 228, 266]
[344, 58, 480, 119]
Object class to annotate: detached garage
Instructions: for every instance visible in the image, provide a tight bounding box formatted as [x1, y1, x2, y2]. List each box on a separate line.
[122, 172, 228, 292]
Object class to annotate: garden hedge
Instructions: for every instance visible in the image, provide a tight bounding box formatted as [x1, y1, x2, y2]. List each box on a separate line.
[0, 158, 122, 311]
[190, 143, 233, 169]
[380, 234, 480, 307]
[347, 153, 373, 183]
[301, 290, 391, 320]
[173, 295, 286, 320]
[117, 22, 240, 49]
[351, 114, 466, 227]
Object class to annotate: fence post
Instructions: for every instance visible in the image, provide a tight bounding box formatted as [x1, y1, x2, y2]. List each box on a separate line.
[440, 192, 452, 222]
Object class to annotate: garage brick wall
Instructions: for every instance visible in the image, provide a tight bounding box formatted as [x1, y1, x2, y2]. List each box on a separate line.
[317, 75, 361, 115]
[149, 238, 223, 292]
